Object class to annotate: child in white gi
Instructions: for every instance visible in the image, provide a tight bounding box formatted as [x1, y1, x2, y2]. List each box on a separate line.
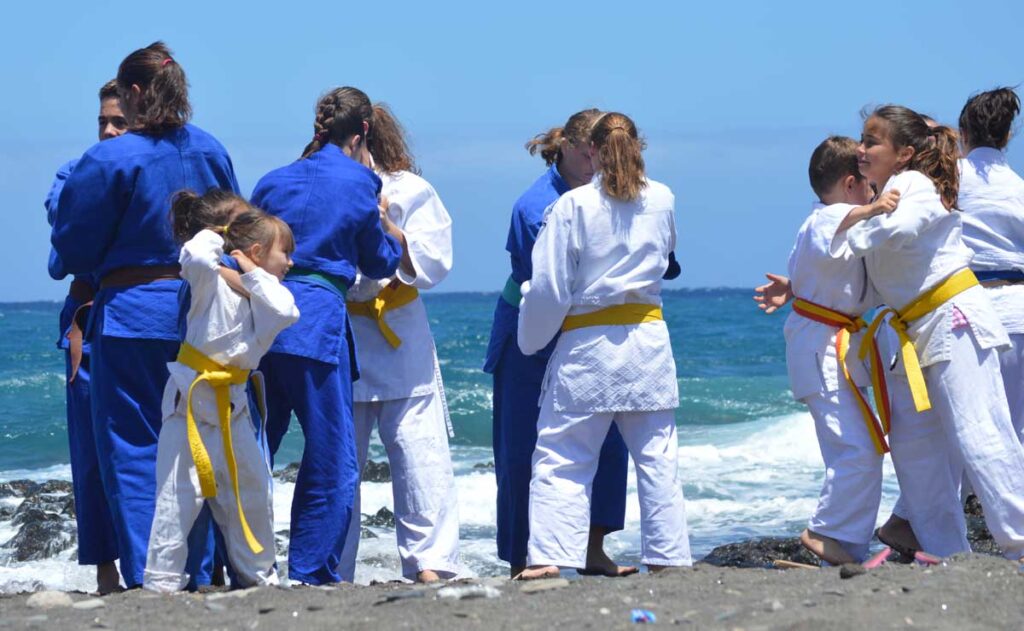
[144, 189, 299, 592]
[958, 87, 1024, 441]
[516, 112, 690, 579]
[837, 106, 1024, 563]
[339, 103, 460, 583]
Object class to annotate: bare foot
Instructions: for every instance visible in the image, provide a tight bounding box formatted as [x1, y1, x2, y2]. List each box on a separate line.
[416, 569, 442, 583]
[800, 529, 856, 565]
[96, 562, 121, 595]
[514, 565, 560, 580]
[876, 514, 920, 557]
[581, 547, 639, 577]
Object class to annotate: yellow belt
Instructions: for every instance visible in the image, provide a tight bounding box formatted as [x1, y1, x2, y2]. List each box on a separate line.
[859, 268, 980, 417]
[792, 298, 889, 454]
[561, 303, 664, 332]
[176, 343, 263, 555]
[346, 283, 420, 348]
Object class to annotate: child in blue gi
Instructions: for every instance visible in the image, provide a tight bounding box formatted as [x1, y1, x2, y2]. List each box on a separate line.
[44, 79, 127, 594]
[50, 42, 240, 588]
[251, 87, 402, 585]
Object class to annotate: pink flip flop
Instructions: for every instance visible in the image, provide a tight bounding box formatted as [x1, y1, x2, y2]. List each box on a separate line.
[863, 546, 893, 569]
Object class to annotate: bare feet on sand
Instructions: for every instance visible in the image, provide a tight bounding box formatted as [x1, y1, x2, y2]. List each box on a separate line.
[514, 566, 560, 580]
[96, 562, 121, 595]
[416, 570, 442, 583]
[580, 547, 639, 577]
[876, 514, 921, 557]
[800, 528, 856, 565]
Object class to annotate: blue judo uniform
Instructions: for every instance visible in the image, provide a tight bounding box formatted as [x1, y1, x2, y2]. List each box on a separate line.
[483, 164, 630, 568]
[51, 124, 239, 587]
[44, 160, 118, 567]
[251, 143, 401, 585]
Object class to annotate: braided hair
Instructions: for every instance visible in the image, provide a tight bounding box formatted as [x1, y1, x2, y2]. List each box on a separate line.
[300, 87, 373, 159]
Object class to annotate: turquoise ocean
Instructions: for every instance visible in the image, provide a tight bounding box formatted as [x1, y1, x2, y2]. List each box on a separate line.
[0, 290, 899, 590]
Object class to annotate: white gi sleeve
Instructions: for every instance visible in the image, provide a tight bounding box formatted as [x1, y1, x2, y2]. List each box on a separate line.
[240, 268, 300, 350]
[179, 229, 225, 312]
[832, 174, 938, 256]
[393, 180, 453, 289]
[517, 196, 577, 356]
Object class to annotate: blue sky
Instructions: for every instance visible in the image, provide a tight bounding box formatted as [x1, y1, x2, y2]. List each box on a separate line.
[2, 0, 1022, 301]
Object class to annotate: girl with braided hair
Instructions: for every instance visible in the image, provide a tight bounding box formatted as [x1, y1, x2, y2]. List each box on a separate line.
[337, 103, 460, 583]
[50, 42, 239, 589]
[251, 87, 402, 585]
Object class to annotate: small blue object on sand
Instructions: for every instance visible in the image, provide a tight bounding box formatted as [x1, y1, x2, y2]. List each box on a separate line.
[631, 609, 657, 624]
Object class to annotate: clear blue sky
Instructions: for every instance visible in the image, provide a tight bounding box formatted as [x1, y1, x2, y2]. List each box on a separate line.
[2, 0, 1022, 301]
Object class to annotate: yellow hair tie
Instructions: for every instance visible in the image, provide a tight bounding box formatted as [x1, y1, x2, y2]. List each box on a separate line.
[218, 224, 231, 236]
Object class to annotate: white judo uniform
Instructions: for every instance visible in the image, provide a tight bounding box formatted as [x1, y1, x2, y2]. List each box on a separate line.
[959, 147, 1024, 443]
[518, 176, 691, 569]
[339, 169, 459, 582]
[145, 230, 299, 592]
[785, 202, 883, 561]
[837, 170, 1024, 559]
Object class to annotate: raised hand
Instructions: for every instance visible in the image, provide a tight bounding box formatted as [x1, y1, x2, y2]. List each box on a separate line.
[753, 273, 792, 314]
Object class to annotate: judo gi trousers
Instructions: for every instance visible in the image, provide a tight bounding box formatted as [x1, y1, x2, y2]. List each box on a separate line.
[144, 409, 277, 592]
[886, 379, 968, 557]
[89, 334, 179, 587]
[492, 342, 628, 567]
[339, 390, 460, 581]
[998, 333, 1024, 443]
[921, 328, 1024, 559]
[803, 387, 884, 561]
[63, 349, 118, 566]
[261, 352, 359, 585]
[527, 407, 691, 568]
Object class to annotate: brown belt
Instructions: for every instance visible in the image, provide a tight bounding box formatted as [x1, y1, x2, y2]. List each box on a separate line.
[66, 279, 97, 383]
[99, 265, 181, 290]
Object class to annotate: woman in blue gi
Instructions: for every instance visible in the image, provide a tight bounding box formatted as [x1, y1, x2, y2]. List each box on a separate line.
[50, 42, 240, 589]
[483, 109, 637, 578]
[44, 79, 127, 594]
[251, 87, 402, 585]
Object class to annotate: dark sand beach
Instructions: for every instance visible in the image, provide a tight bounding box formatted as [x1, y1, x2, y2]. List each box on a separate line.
[2, 555, 1022, 630]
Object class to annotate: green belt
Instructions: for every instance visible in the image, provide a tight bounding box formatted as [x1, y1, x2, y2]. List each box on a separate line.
[287, 267, 348, 300]
[501, 275, 522, 307]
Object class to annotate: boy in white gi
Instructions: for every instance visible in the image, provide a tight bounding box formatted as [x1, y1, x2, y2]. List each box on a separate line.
[516, 112, 690, 579]
[781, 136, 900, 564]
[144, 190, 299, 591]
[339, 104, 459, 583]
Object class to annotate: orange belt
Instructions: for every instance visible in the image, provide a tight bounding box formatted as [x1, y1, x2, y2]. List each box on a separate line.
[792, 298, 890, 454]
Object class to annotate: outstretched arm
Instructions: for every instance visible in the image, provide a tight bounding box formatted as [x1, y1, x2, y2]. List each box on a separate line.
[753, 273, 792, 314]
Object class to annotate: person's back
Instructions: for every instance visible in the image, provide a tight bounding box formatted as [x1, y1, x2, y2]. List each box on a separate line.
[516, 112, 689, 580]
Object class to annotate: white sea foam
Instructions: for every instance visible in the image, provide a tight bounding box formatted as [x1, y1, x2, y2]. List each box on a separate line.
[0, 413, 901, 592]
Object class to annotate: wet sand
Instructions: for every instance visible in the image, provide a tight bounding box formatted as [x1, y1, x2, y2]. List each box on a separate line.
[1, 555, 1021, 630]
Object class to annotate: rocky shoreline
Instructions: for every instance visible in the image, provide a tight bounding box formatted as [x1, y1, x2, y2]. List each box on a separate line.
[2, 469, 1019, 629]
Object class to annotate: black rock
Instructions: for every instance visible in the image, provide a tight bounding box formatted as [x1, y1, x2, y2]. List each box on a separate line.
[963, 495, 1002, 556]
[700, 536, 820, 569]
[11, 492, 75, 523]
[273, 463, 301, 484]
[473, 462, 495, 471]
[2, 510, 76, 561]
[839, 563, 866, 579]
[0, 480, 40, 498]
[362, 460, 391, 483]
[35, 480, 73, 495]
[360, 527, 378, 539]
[364, 507, 396, 528]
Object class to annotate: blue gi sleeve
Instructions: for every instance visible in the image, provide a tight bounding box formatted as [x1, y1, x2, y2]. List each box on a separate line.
[51, 152, 132, 275]
[354, 198, 401, 280]
[45, 161, 77, 280]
